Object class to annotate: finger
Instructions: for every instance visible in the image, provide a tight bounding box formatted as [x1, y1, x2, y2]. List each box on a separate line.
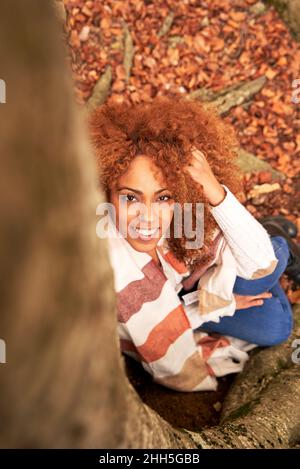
[244, 292, 272, 300]
[190, 158, 204, 169]
[246, 299, 265, 307]
[251, 292, 273, 299]
[253, 299, 265, 306]
[192, 148, 205, 159]
[261, 292, 273, 298]
[193, 153, 205, 164]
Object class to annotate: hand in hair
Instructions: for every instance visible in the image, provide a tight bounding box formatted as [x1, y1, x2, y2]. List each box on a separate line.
[183, 147, 226, 207]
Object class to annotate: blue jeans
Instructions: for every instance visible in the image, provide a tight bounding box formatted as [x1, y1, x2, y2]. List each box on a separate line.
[198, 236, 294, 346]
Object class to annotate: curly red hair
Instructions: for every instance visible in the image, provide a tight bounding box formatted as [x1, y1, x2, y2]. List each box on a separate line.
[88, 95, 243, 271]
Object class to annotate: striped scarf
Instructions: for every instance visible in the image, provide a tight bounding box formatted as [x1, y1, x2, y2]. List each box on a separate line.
[106, 218, 258, 392]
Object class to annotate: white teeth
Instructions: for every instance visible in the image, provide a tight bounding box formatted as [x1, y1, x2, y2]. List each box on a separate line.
[135, 228, 158, 236]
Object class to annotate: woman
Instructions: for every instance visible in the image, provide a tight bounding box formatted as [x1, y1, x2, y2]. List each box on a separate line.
[89, 95, 298, 392]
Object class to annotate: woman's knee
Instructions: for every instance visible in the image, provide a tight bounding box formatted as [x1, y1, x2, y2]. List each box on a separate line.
[259, 303, 293, 346]
[234, 292, 293, 346]
[261, 320, 293, 346]
[271, 236, 290, 267]
[233, 236, 290, 296]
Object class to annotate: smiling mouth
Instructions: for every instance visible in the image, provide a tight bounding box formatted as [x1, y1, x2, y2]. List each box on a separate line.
[130, 226, 160, 240]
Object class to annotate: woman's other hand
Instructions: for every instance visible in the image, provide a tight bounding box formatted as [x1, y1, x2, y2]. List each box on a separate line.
[183, 147, 226, 207]
[234, 291, 273, 310]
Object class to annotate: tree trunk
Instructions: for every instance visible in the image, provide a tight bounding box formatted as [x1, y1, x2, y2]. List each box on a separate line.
[0, 0, 299, 449]
[0, 0, 194, 450]
[265, 0, 300, 41]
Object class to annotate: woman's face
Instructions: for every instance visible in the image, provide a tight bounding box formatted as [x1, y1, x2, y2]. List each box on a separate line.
[109, 155, 175, 255]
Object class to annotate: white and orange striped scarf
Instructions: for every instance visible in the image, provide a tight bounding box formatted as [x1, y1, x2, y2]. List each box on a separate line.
[106, 218, 258, 392]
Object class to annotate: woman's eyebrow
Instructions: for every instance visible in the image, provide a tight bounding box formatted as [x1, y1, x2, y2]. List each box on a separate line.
[117, 186, 168, 194]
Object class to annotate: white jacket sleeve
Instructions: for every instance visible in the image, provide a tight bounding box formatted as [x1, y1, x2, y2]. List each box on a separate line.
[209, 184, 278, 280]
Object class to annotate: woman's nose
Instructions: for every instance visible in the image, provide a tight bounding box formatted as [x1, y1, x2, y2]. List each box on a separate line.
[138, 202, 159, 226]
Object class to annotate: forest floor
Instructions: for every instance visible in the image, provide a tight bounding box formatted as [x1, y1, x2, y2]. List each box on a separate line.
[64, 0, 300, 430]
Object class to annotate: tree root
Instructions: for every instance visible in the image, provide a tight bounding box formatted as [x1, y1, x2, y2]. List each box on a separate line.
[183, 306, 300, 448]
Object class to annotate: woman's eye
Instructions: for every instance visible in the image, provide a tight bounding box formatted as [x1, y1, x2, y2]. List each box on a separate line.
[158, 195, 172, 202]
[120, 194, 137, 202]
[120, 194, 172, 203]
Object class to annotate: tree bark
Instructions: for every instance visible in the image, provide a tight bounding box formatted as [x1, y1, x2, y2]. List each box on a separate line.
[188, 76, 267, 115]
[265, 0, 300, 41]
[0, 0, 195, 450]
[0, 0, 299, 449]
[186, 305, 300, 448]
